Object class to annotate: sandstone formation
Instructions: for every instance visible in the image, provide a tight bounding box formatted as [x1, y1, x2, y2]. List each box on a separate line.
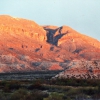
[54, 60, 100, 79]
[0, 15, 100, 79]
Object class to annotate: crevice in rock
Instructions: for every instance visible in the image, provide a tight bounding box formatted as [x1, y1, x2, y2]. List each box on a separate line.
[44, 26, 68, 46]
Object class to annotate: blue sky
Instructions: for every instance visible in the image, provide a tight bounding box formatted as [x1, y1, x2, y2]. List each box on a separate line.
[0, 0, 100, 40]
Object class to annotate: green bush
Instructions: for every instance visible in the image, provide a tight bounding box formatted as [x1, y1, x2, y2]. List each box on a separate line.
[65, 88, 80, 96]
[0, 92, 7, 100]
[10, 89, 45, 100]
[10, 88, 28, 100]
[44, 92, 63, 100]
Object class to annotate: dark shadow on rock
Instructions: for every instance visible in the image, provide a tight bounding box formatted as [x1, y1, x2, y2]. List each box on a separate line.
[73, 49, 82, 53]
[53, 33, 66, 46]
[44, 26, 69, 46]
[44, 28, 57, 44]
[35, 48, 40, 52]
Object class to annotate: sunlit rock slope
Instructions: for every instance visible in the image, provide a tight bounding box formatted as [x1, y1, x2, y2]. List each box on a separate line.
[0, 15, 100, 79]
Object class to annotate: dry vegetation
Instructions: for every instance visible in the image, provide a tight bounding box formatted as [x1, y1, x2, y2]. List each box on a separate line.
[0, 78, 100, 100]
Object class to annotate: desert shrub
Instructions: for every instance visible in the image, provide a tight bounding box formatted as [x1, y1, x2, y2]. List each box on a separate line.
[45, 92, 63, 100]
[0, 92, 7, 100]
[10, 88, 28, 100]
[65, 88, 80, 96]
[28, 80, 42, 90]
[29, 90, 45, 100]
[3, 87, 10, 93]
[98, 84, 100, 93]
[92, 93, 100, 100]
[50, 78, 100, 87]
[0, 81, 7, 86]
[10, 88, 46, 100]
[3, 84, 11, 93]
[8, 81, 21, 90]
[2, 81, 21, 92]
[79, 87, 98, 95]
[66, 97, 72, 100]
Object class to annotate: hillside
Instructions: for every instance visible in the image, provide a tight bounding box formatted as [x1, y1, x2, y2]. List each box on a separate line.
[0, 15, 100, 78]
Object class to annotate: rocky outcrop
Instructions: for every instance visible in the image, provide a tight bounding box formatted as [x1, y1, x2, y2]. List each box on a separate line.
[54, 60, 100, 79]
[0, 15, 100, 77]
[0, 15, 47, 42]
[43, 25, 100, 60]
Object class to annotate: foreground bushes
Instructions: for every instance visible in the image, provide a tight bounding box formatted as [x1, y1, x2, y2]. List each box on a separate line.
[11, 89, 46, 100]
[0, 78, 100, 100]
[44, 92, 64, 100]
[0, 88, 48, 100]
[50, 78, 100, 87]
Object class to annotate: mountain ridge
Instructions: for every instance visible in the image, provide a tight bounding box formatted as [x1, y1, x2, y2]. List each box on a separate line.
[0, 15, 100, 78]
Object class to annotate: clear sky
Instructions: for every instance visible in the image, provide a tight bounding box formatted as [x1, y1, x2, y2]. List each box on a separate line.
[0, 0, 100, 40]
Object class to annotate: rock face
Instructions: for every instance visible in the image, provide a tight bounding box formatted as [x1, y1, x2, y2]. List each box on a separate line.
[0, 15, 47, 72]
[43, 25, 100, 60]
[0, 15, 47, 42]
[0, 15, 100, 79]
[54, 60, 100, 79]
